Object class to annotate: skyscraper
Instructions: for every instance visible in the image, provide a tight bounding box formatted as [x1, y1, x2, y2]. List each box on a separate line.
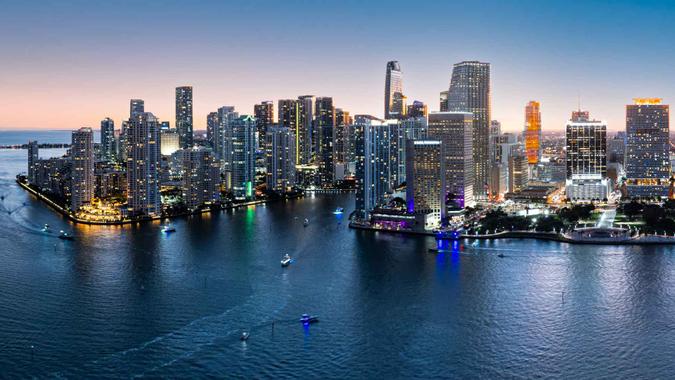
[126, 112, 160, 217]
[524, 101, 542, 165]
[427, 112, 475, 208]
[406, 140, 445, 229]
[130, 99, 144, 118]
[206, 111, 219, 152]
[447, 61, 491, 198]
[315, 97, 335, 184]
[334, 108, 351, 166]
[565, 110, 608, 201]
[100, 117, 115, 161]
[70, 127, 94, 211]
[297, 95, 315, 164]
[27, 140, 39, 185]
[177, 146, 221, 211]
[625, 98, 670, 198]
[439, 91, 448, 112]
[266, 126, 296, 193]
[278, 99, 299, 164]
[384, 61, 404, 119]
[175, 86, 193, 148]
[254, 101, 274, 145]
[218, 106, 238, 167]
[354, 116, 396, 219]
[229, 115, 256, 200]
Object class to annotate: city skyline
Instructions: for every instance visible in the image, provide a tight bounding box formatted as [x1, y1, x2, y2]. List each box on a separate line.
[1, 1, 674, 132]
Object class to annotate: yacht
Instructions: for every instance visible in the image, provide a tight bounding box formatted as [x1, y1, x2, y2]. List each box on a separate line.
[58, 230, 74, 241]
[41, 224, 51, 233]
[162, 224, 176, 233]
[300, 314, 319, 324]
[281, 254, 292, 267]
[333, 207, 344, 215]
[303, 218, 309, 227]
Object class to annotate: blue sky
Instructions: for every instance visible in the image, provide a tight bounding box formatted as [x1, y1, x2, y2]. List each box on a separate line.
[0, 0, 673, 131]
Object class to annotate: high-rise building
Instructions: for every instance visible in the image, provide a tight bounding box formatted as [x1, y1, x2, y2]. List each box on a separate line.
[393, 117, 427, 184]
[254, 101, 274, 145]
[297, 95, 315, 164]
[406, 140, 445, 229]
[130, 99, 144, 118]
[334, 108, 351, 166]
[447, 61, 491, 198]
[229, 115, 256, 200]
[427, 112, 475, 208]
[70, 127, 95, 211]
[206, 111, 219, 152]
[439, 91, 448, 112]
[565, 110, 608, 201]
[625, 98, 670, 198]
[100, 117, 115, 161]
[384, 61, 404, 119]
[278, 99, 299, 164]
[266, 126, 296, 193]
[489, 120, 502, 163]
[354, 116, 396, 219]
[126, 112, 160, 217]
[407, 100, 428, 118]
[508, 154, 529, 193]
[27, 140, 39, 185]
[315, 97, 335, 185]
[175, 86, 193, 148]
[160, 129, 180, 156]
[177, 146, 221, 211]
[607, 133, 626, 165]
[524, 101, 542, 165]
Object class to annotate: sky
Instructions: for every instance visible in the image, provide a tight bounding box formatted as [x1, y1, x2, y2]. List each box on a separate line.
[0, 0, 673, 132]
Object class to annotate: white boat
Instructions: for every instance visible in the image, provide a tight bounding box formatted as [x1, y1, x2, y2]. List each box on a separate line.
[41, 224, 51, 233]
[240, 332, 249, 341]
[303, 218, 309, 227]
[281, 254, 292, 267]
[162, 225, 176, 233]
[333, 207, 344, 214]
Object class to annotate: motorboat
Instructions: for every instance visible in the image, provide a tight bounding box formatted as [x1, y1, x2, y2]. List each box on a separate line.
[281, 254, 292, 267]
[497, 253, 505, 258]
[303, 218, 309, 227]
[471, 241, 479, 247]
[300, 314, 319, 324]
[240, 332, 250, 341]
[162, 224, 176, 233]
[333, 207, 344, 215]
[58, 230, 74, 241]
[41, 224, 51, 233]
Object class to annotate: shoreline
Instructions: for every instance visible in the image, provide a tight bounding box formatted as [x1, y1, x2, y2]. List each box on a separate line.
[349, 222, 675, 246]
[16, 178, 304, 226]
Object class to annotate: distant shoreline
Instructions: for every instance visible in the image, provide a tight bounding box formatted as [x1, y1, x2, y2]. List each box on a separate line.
[348, 222, 675, 246]
[17, 178, 303, 226]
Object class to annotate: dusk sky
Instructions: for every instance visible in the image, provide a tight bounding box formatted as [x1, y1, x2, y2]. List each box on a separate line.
[0, 0, 673, 132]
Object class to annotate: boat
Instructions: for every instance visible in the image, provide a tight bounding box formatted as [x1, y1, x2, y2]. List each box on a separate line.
[240, 332, 250, 341]
[303, 218, 309, 227]
[58, 230, 74, 241]
[497, 253, 505, 258]
[471, 241, 479, 247]
[41, 224, 51, 233]
[333, 207, 344, 214]
[161, 224, 176, 233]
[300, 313, 319, 324]
[281, 254, 292, 267]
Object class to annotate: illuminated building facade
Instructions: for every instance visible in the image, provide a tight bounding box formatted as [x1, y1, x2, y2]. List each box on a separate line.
[100, 117, 115, 161]
[407, 100, 428, 118]
[126, 112, 160, 217]
[524, 101, 542, 164]
[315, 97, 335, 184]
[160, 129, 180, 156]
[625, 98, 670, 198]
[27, 140, 38, 184]
[229, 115, 256, 200]
[177, 146, 221, 211]
[175, 86, 193, 148]
[427, 112, 475, 208]
[254, 100, 274, 145]
[406, 140, 445, 229]
[266, 126, 296, 192]
[447, 61, 491, 198]
[384, 61, 404, 119]
[565, 110, 608, 201]
[71, 127, 95, 211]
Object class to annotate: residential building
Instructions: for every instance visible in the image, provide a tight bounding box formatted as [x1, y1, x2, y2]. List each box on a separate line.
[175, 86, 193, 148]
[70, 127, 95, 211]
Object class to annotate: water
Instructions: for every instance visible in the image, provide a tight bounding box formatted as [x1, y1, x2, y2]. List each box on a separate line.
[1, 132, 675, 378]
